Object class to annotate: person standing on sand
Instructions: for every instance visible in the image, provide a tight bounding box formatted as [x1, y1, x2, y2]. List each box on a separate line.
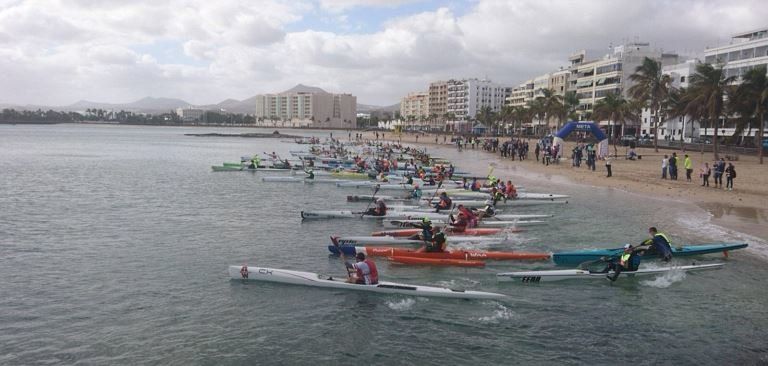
[605, 156, 612, 177]
[669, 153, 678, 180]
[714, 158, 725, 188]
[661, 155, 668, 179]
[684, 154, 693, 182]
[701, 162, 711, 187]
[725, 163, 736, 191]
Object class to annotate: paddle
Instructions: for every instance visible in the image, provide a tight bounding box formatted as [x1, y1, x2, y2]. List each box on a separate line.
[427, 180, 445, 212]
[360, 184, 381, 218]
[330, 236, 355, 279]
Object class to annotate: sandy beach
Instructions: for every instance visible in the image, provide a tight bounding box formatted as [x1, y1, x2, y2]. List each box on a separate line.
[353, 130, 768, 241]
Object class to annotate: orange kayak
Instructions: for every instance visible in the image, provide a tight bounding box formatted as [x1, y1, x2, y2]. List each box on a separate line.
[371, 227, 511, 237]
[346, 246, 550, 261]
[388, 256, 486, 267]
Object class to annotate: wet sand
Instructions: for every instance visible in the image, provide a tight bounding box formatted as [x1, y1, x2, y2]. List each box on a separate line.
[355, 131, 768, 240]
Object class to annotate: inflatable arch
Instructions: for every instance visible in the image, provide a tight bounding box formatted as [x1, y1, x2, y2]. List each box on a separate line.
[553, 121, 609, 158]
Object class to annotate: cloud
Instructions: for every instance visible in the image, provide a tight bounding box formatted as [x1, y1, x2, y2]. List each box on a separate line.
[1, 0, 768, 106]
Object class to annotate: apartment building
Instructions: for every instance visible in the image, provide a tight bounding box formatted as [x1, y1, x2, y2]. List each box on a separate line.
[702, 27, 768, 139]
[400, 91, 430, 123]
[446, 78, 511, 132]
[254, 84, 356, 129]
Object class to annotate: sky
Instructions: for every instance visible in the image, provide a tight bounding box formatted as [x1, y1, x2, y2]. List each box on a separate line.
[0, 0, 767, 107]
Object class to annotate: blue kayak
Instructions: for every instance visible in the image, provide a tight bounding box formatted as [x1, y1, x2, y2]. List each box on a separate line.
[552, 243, 748, 266]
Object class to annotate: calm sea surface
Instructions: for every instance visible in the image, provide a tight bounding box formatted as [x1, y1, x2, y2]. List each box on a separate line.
[1, 124, 766, 365]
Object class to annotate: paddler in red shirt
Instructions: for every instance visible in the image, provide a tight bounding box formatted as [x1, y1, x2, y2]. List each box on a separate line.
[345, 253, 379, 285]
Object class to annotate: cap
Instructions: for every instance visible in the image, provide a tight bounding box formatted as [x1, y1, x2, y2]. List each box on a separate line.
[623, 244, 632, 249]
[376, 198, 384, 203]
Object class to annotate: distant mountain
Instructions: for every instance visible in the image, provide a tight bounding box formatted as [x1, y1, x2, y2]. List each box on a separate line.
[281, 84, 328, 94]
[66, 97, 191, 113]
[357, 103, 400, 113]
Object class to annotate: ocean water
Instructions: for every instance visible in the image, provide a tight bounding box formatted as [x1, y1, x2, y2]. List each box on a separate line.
[1, 124, 766, 365]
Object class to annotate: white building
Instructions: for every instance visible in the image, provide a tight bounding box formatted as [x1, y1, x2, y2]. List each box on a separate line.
[568, 43, 678, 136]
[640, 60, 700, 142]
[702, 27, 768, 140]
[254, 84, 357, 129]
[176, 107, 205, 122]
[400, 91, 430, 128]
[446, 78, 511, 132]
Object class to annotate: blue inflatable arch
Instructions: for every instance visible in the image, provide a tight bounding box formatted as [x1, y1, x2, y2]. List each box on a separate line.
[553, 121, 609, 158]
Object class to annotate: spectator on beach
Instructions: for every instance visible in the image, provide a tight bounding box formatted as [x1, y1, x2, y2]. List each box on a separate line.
[661, 155, 668, 179]
[605, 156, 612, 177]
[725, 163, 736, 191]
[714, 158, 725, 188]
[700, 162, 711, 187]
[669, 153, 678, 180]
[684, 154, 693, 182]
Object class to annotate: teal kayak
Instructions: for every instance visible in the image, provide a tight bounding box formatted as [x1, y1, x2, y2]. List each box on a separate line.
[552, 243, 748, 266]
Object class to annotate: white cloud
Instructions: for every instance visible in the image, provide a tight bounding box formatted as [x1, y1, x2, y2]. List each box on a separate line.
[1, 0, 768, 106]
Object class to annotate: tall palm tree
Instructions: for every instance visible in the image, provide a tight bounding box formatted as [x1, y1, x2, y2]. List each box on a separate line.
[593, 92, 637, 156]
[628, 57, 672, 152]
[685, 63, 736, 159]
[526, 98, 546, 135]
[538, 88, 565, 131]
[737, 65, 768, 164]
[475, 106, 496, 135]
[563, 91, 580, 121]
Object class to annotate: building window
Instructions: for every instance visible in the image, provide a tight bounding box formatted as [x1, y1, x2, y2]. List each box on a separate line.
[680, 76, 685, 83]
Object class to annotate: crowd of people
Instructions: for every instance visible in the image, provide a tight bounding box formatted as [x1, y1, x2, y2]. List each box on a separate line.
[661, 153, 737, 191]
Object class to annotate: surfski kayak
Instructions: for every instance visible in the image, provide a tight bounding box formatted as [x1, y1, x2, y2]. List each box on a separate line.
[372, 228, 506, 237]
[229, 265, 505, 300]
[552, 243, 748, 266]
[300, 210, 549, 221]
[387, 256, 486, 267]
[496, 263, 725, 282]
[329, 245, 551, 261]
[333, 235, 506, 246]
[383, 219, 548, 228]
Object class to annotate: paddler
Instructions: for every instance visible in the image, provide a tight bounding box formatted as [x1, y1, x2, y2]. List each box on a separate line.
[457, 204, 478, 228]
[405, 174, 414, 185]
[305, 169, 315, 180]
[434, 192, 452, 212]
[601, 244, 645, 281]
[411, 184, 422, 199]
[637, 227, 673, 262]
[345, 252, 379, 285]
[449, 212, 468, 233]
[504, 180, 517, 199]
[364, 198, 387, 216]
[425, 227, 447, 252]
[470, 178, 481, 191]
[409, 217, 434, 241]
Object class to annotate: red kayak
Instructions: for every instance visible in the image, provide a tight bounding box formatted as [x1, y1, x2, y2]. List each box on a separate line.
[388, 256, 485, 267]
[371, 227, 511, 237]
[356, 246, 550, 261]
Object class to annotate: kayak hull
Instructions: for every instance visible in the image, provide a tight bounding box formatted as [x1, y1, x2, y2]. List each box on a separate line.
[388, 256, 485, 267]
[371, 228, 503, 237]
[229, 265, 505, 300]
[329, 245, 551, 261]
[552, 243, 749, 266]
[496, 263, 725, 282]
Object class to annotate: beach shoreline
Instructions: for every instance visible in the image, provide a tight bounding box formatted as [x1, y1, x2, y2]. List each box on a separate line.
[352, 131, 768, 242]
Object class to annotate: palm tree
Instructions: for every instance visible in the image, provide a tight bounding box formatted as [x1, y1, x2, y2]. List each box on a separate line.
[593, 92, 637, 156]
[563, 91, 580, 122]
[538, 89, 565, 131]
[628, 57, 672, 152]
[475, 106, 496, 135]
[526, 99, 546, 136]
[737, 65, 768, 164]
[685, 63, 736, 159]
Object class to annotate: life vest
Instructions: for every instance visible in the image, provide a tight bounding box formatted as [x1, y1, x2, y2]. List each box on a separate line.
[438, 197, 452, 208]
[355, 259, 379, 285]
[619, 253, 631, 267]
[654, 233, 672, 247]
[375, 202, 387, 215]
